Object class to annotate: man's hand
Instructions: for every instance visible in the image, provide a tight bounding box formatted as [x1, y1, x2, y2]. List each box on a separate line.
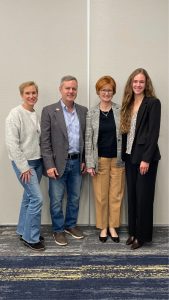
[81, 163, 87, 175]
[47, 168, 59, 179]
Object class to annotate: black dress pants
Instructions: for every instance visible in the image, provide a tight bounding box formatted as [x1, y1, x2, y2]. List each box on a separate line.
[125, 155, 158, 242]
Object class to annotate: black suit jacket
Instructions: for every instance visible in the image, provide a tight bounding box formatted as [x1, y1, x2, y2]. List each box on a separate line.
[122, 97, 161, 164]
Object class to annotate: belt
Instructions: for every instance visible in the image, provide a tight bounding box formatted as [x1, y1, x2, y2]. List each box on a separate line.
[67, 153, 80, 160]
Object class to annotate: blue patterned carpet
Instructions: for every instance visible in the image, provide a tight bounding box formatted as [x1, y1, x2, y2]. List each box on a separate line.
[0, 254, 168, 300]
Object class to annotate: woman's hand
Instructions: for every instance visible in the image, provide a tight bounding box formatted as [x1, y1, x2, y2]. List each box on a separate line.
[87, 168, 96, 177]
[20, 169, 32, 183]
[139, 161, 150, 175]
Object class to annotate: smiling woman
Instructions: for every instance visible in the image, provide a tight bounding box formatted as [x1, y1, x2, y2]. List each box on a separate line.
[85, 75, 125, 244]
[5, 81, 45, 252]
[19, 82, 38, 112]
[120, 68, 161, 250]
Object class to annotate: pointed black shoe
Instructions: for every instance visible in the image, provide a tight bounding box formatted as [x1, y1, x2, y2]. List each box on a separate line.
[99, 235, 108, 243]
[131, 238, 143, 250]
[108, 229, 120, 243]
[111, 236, 120, 243]
[126, 236, 135, 245]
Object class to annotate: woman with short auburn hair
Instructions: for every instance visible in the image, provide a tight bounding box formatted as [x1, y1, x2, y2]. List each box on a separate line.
[85, 75, 125, 243]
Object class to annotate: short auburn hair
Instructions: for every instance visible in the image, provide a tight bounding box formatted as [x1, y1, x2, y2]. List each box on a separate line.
[95, 76, 116, 95]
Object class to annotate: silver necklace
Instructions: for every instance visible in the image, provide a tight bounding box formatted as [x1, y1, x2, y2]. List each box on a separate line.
[100, 109, 111, 118]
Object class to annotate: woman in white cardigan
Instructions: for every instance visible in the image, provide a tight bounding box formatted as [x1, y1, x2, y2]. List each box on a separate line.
[85, 76, 125, 243]
[5, 81, 44, 251]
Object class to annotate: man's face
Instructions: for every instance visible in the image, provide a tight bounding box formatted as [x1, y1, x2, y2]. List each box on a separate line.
[59, 80, 78, 104]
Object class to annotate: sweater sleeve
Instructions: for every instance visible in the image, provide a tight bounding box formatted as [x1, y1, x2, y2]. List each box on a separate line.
[5, 111, 30, 173]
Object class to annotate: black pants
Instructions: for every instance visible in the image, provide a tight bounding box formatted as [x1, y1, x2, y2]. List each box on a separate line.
[125, 155, 158, 242]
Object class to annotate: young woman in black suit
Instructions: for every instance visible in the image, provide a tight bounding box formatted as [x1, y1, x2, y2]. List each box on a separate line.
[120, 68, 161, 250]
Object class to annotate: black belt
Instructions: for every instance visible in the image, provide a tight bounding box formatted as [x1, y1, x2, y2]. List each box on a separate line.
[67, 153, 80, 160]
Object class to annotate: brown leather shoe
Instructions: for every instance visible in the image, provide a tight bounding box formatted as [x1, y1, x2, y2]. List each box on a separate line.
[126, 236, 135, 245]
[53, 232, 68, 246]
[64, 227, 84, 239]
[131, 238, 143, 250]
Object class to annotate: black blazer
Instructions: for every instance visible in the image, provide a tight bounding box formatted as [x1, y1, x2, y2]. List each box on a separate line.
[122, 97, 161, 164]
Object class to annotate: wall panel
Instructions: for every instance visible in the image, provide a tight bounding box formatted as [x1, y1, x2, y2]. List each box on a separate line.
[0, 0, 168, 225]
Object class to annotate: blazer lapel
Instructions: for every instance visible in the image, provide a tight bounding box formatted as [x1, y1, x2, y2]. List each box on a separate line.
[54, 101, 68, 139]
[75, 104, 84, 146]
[135, 97, 148, 133]
[92, 105, 100, 131]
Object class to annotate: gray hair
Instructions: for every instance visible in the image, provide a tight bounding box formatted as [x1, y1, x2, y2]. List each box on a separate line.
[60, 75, 78, 85]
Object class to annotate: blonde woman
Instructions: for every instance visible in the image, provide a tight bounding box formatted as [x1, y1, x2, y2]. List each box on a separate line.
[6, 81, 44, 251]
[85, 76, 125, 243]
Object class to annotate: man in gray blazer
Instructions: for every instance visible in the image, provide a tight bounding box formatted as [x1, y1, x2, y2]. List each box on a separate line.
[41, 75, 87, 246]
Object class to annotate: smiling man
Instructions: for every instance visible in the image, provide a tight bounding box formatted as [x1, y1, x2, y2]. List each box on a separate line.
[41, 75, 87, 246]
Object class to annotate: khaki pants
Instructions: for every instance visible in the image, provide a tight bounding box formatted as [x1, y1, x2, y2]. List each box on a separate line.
[92, 157, 125, 229]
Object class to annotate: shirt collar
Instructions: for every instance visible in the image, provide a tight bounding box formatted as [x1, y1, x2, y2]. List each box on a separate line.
[60, 99, 75, 112]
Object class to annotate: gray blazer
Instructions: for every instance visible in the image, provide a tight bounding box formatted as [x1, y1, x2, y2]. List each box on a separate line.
[41, 100, 88, 177]
[85, 102, 124, 172]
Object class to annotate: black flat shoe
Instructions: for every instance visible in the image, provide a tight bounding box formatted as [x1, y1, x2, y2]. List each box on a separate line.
[110, 236, 120, 243]
[108, 229, 120, 243]
[131, 238, 143, 250]
[99, 235, 108, 243]
[126, 236, 135, 245]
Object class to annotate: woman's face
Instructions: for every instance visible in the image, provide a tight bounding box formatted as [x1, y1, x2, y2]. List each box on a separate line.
[21, 85, 38, 109]
[132, 73, 146, 96]
[98, 84, 113, 103]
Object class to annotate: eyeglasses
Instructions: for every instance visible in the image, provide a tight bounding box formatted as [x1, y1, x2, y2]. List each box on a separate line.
[100, 89, 113, 94]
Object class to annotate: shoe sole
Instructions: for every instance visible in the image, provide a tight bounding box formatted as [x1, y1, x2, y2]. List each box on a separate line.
[53, 234, 68, 246]
[23, 241, 45, 251]
[64, 230, 84, 239]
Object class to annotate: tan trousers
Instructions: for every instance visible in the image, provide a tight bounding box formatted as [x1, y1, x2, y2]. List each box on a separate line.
[92, 157, 125, 229]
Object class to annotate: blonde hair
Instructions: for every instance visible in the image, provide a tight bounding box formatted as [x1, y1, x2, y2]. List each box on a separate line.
[19, 81, 38, 95]
[120, 68, 156, 133]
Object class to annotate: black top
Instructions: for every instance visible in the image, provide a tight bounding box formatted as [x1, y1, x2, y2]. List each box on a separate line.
[98, 109, 117, 158]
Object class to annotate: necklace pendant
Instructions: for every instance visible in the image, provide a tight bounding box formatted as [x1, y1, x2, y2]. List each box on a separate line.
[101, 111, 109, 117]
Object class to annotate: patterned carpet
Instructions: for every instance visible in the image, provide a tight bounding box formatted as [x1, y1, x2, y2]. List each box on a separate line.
[0, 226, 168, 299]
[0, 254, 168, 299]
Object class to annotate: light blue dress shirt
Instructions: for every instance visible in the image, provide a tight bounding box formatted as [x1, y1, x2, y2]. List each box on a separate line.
[61, 100, 80, 153]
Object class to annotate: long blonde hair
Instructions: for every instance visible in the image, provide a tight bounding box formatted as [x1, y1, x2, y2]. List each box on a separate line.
[120, 68, 156, 133]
